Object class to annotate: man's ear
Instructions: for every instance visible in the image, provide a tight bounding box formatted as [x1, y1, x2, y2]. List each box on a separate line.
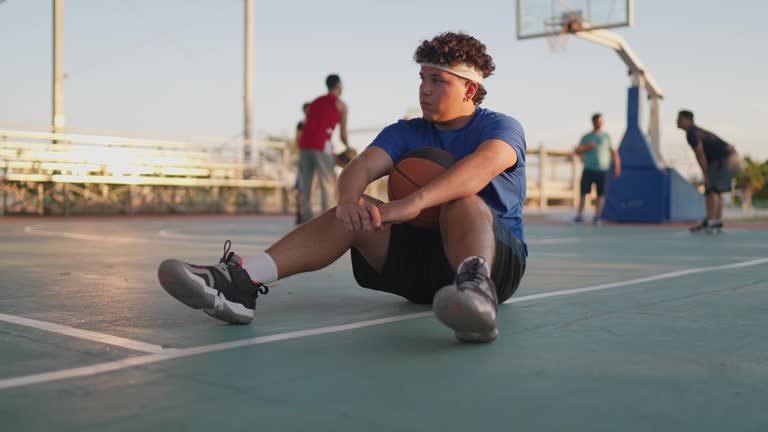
[465, 81, 480, 101]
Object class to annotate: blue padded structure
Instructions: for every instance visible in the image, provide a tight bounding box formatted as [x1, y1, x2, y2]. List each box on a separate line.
[602, 169, 668, 223]
[603, 86, 704, 223]
[617, 86, 659, 170]
[666, 168, 705, 222]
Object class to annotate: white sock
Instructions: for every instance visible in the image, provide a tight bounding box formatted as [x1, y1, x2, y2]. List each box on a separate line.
[708, 219, 721, 225]
[242, 252, 279, 284]
[458, 256, 491, 278]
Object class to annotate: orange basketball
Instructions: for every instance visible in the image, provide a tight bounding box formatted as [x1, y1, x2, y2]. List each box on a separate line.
[387, 147, 455, 229]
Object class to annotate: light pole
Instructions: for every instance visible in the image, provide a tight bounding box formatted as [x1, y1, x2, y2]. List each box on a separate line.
[243, 0, 253, 163]
[52, 0, 65, 134]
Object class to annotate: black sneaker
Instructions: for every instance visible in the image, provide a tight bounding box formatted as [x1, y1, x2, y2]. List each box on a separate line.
[157, 240, 268, 324]
[433, 257, 498, 343]
[708, 221, 724, 233]
[689, 219, 709, 233]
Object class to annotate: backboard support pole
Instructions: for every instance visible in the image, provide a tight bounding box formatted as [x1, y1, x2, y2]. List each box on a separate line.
[572, 28, 664, 166]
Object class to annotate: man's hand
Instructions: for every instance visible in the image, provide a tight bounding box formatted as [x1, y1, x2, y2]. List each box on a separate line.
[613, 167, 621, 178]
[379, 196, 423, 225]
[336, 196, 383, 232]
[575, 141, 597, 155]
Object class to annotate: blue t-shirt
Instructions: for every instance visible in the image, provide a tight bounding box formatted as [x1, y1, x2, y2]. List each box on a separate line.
[371, 107, 527, 253]
[579, 131, 613, 171]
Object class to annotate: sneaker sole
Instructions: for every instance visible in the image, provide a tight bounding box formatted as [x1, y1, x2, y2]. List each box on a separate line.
[433, 285, 497, 343]
[157, 259, 253, 324]
[455, 328, 499, 343]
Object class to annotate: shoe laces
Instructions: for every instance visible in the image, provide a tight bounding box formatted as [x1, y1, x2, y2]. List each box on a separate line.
[455, 257, 489, 288]
[219, 240, 269, 296]
[220, 240, 236, 263]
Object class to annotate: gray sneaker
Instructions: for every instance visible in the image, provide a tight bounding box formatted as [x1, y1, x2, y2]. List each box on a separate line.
[158, 241, 269, 324]
[433, 257, 498, 343]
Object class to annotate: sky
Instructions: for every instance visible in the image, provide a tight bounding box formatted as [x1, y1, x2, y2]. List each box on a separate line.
[1, 0, 766, 173]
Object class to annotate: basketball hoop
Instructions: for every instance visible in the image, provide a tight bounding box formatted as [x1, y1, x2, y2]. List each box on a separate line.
[545, 32, 569, 52]
[543, 11, 583, 53]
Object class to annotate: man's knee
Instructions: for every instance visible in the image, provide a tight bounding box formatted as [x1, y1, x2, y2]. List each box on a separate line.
[350, 225, 390, 274]
[440, 195, 493, 225]
[321, 202, 389, 251]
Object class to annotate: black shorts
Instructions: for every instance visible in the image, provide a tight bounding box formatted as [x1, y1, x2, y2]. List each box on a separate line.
[580, 169, 609, 196]
[706, 152, 739, 194]
[351, 213, 527, 305]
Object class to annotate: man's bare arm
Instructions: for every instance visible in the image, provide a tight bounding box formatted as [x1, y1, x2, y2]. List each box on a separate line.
[611, 148, 621, 177]
[407, 139, 518, 211]
[694, 141, 709, 185]
[335, 146, 392, 231]
[337, 146, 391, 203]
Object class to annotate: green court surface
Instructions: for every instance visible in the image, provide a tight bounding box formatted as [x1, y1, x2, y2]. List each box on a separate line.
[1, 216, 767, 431]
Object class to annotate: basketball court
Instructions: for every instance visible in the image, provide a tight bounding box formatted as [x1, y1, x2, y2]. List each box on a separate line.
[1, 215, 767, 430]
[2, 1, 766, 430]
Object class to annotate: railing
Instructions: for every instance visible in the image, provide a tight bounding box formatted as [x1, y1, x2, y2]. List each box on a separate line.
[0, 124, 582, 215]
[525, 145, 582, 208]
[0, 127, 292, 215]
[0, 128, 289, 186]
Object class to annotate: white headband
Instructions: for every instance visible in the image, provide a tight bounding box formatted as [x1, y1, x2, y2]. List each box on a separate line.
[419, 62, 485, 85]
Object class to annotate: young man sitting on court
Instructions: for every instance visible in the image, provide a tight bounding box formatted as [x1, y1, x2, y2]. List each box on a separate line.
[158, 32, 528, 343]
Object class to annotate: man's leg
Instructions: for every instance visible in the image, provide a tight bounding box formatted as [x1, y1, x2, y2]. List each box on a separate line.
[294, 188, 302, 225]
[298, 151, 317, 222]
[433, 195, 499, 343]
[690, 191, 716, 232]
[593, 171, 608, 223]
[315, 152, 336, 212]
[265, 208, 389, 279]
[706, 192, 717, 220]
[575, 170, 590, 222]
[439, 195, 495, 272]
[595, 195, 606, 219]
[576, 194, 586, 221]
[714, 193, 722, 220]
[158, 203, 391, 324]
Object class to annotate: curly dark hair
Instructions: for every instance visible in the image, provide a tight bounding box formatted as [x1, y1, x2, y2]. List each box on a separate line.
[413, 32, 495, 105]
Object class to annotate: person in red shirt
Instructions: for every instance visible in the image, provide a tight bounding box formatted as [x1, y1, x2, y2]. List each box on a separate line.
[297, 74, 350, 223]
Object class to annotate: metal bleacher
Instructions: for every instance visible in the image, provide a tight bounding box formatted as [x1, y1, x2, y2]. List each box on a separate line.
[0, 125, 292, 215]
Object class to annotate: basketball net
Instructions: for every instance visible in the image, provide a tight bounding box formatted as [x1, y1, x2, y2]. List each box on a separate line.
[544, 16, 583, 53]
[546, 32, 569, 52]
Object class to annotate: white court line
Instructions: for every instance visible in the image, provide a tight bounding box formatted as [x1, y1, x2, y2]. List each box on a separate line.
[526, 237, 580, 245]
[22, 225, 269, 249]
[505, 257, 768, 304]
[158, 229, 281, 243]
[533, 252, 765, 260]
[0, 313, 165, 354]
[1, 256, 767, 391]
[23, 226, 145, 243]
[0, 312, 432, 391]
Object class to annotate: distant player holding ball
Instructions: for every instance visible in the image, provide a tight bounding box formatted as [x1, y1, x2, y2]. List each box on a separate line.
[158, 31, 528, 343]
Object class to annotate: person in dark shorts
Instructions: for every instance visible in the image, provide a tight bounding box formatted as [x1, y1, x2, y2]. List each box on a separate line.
[157, 32, 528, 344]
[677, 110, 740, 232]
[573, 113, 621, 224]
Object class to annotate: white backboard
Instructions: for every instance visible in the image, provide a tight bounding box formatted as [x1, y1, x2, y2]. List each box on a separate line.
[517, 0, 633, 39]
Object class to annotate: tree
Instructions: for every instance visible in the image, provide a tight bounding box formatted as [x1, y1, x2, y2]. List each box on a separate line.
[735, 156, 768, 209]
